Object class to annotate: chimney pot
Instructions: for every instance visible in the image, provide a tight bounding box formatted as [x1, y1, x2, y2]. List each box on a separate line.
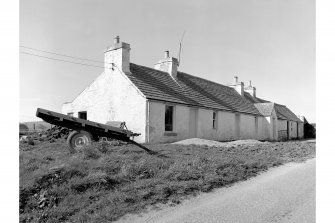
[164, 51, 170, 58]
[249, 80, 252, 86]
[234, 76, 238, 83]
[114, 36, 120, 44]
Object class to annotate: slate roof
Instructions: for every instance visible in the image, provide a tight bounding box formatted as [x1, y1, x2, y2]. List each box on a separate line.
[274, 103, 302, 122]
[254, 103, 274, 116]
[127, 63, 262, 116]
[244, 92, 302, 122]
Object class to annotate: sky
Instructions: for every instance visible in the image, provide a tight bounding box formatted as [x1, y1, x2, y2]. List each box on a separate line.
[19, 0, 315, 123]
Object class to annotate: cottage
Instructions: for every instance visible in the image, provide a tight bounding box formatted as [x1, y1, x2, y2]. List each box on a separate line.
[62, 36, 304, 143]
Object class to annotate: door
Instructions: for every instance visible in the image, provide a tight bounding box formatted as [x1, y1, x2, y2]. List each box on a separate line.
[287, 121, 290, 139]
[189, 108, 197, 138]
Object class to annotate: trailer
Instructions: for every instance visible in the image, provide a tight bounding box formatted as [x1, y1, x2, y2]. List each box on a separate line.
[36, 108, 154, 154]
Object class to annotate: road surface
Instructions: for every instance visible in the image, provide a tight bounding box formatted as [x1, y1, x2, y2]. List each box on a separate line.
[117, 158, 315, 223]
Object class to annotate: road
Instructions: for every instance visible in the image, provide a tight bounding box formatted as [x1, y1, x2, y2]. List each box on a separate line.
[117, 158, 315, 223]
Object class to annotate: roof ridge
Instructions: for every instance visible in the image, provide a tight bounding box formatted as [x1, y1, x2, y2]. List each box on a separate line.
[131, 63, 232, 91]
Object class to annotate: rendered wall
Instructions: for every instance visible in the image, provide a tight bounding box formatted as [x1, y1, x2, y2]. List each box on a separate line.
[147, 100, 278, 143]
[196, 109, 236, 141]
[148, 101, 190, 143]
[62, 70, 147, 143]
[277, 119, 288, 141]
[239, 114, 257, 139]
[148, 102, 239, 143]
[288, 121, 298, 139]
[257, 117, 271, 140]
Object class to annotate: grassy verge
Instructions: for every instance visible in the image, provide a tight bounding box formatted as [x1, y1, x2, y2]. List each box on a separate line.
[20, 140, 315, 222]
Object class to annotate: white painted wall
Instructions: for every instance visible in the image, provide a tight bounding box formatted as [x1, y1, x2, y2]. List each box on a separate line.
[147, 100, 281, 143]
[240, 114, 257, 139]
[257, 116, 271, 140]
[62, 68, 298, 144]
[277, 119, 288, 141]
[197, 109, 236, 141]
[148, 101, 190, 143]
[62, 69, 147, 143]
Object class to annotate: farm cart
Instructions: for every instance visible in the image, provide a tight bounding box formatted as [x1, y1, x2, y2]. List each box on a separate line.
[36, 108, 154, 154]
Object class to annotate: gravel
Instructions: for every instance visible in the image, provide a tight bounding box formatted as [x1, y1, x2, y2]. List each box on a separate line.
[172, 138, 267, 147]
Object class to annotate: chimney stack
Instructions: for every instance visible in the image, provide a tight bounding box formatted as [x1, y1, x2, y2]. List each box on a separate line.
[154, 50, 178, 80]
[244, 80, 256, 97]
[227, 76, 244, 96]
[104, 36, 131, 73]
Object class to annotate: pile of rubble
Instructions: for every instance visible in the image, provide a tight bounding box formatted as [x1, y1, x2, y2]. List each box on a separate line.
[42, 126, 70, 142]
[173, 138, 266, 148]
[20, 126, 71, 144]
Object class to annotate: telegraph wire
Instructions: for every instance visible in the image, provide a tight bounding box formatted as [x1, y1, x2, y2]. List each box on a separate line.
[20, 45, 107, 64]
[20, 51, 114, 70]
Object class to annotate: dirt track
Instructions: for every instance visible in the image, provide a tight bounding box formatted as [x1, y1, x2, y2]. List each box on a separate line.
[117, 158, 315, 223]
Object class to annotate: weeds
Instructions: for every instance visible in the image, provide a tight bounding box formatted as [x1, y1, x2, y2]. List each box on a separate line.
[19, 139, 315, 222]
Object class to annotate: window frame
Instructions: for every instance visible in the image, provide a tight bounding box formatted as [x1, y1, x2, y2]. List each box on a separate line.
[212, 111, 218, 129]
[164, 105, 175, 132]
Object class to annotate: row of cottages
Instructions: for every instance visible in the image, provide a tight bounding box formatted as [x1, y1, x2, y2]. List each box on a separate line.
[62, 36, 304, 143]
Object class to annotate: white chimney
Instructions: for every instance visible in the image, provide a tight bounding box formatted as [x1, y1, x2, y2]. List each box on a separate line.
[228, 76, 244, 96]
[154, 50, 178, 79]
[244, 80, 256, 97]
[104, 36, 131, 73]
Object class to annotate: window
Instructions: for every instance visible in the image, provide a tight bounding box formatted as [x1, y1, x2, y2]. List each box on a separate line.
[212, 111, 218, 129]
[165, 105, 174, 131]
[67, 112, 74, 117]
[78, 111, 87, 120]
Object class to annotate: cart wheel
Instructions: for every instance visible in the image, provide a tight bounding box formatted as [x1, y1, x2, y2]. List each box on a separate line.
[67, 130, 92, 153]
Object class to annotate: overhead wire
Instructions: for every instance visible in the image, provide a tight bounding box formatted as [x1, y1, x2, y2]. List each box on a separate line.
[20, 51, 114, 70]
[20, 45, 107, 64]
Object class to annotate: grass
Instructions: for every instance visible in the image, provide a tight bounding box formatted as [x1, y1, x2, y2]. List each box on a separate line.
[19, 139, 315, 222]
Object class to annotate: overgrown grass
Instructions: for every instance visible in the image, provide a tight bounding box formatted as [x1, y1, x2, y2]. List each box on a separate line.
[19, 139, 315, 222]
